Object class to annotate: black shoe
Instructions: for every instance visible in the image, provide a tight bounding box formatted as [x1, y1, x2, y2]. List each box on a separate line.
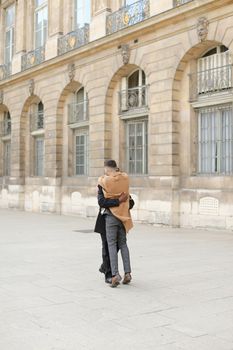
[105, 277, 112, 284]
[99, 264, 105, 274]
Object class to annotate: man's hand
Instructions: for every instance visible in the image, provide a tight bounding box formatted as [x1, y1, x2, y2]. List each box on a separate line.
[119, 192, 128, 203]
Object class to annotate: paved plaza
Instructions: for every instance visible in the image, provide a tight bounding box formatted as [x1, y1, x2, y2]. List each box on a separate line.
[0, 209, 233, 350]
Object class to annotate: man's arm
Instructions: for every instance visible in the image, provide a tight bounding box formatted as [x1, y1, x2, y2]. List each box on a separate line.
[97, 185, 127, 208]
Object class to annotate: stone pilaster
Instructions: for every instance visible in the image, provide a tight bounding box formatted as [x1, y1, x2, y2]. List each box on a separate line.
[90, 0, 111, 41]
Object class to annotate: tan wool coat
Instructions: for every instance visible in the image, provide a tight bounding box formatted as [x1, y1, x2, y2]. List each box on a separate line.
[98, 171, 133, 233]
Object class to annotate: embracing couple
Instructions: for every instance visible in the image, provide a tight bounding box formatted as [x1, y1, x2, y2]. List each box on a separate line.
[94, 160, 134, 288]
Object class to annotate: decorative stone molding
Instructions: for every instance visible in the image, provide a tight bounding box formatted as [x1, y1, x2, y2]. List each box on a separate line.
[121, 44, 130, 65]
[199, 197, 219, 216]
[92, 0, 111, 15]
[29, 79, 35, 96]
[68, 63, 75, 82]
[0, 90, 3, 104]
[197, 17, 209, 42]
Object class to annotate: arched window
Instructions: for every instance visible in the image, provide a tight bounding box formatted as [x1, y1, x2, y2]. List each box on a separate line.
[197, 45, 231, 95]
[30, 101, 45, 176]
[119, 69, 148, 175]
[194, 45, 233, 175]
[67, 87, 89, 176]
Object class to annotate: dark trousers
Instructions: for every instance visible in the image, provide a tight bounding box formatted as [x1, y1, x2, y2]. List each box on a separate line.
[100, 232, 112, 279]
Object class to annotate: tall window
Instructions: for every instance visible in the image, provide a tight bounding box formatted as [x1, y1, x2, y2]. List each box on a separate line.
[74, 129, 89, 175]
[30, 102, 45, 176]
[35, 0, 48, 48]
[74, 0, 91, 29]
[5, 5, 15, 65]
[35, 137, 44, 176]
[197, 45, 231, 95]
[126, 119, 148, 175]
[3, 141, 11, 176]
[1, 111, 11, 176]
[198, 104, 233, 174]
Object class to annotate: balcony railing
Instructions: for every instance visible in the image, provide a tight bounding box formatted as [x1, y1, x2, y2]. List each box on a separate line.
[21, 46, 45, 71]
[106, 0, 150, 35]
[189, 65, 233, 102]
[119, 85, 149, 114]
[0, 119, 11, 137]
[68, 101, 89, 125]
[58, 24, 89, 56]
[173, 0, 193, 6]
[0, 63, 12, 81]
[30, 112, 44, 132]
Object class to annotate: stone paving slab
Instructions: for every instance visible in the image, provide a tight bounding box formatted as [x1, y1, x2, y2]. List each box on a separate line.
[0, 209, 233, 350]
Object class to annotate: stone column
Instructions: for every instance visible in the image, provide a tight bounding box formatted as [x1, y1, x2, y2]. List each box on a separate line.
[63, 0, 73, 34]
[12, 0, 27, 74]
[46, 0, 64, 60]
[150, 0, 173, 16]
[90, 0, 112, 41]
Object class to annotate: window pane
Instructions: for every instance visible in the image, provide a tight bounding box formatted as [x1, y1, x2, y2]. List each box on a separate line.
[35, 5, 48, 47]
[126, 120, 148, 175]
[36, 0, 47, 8]
[198, 105, 233, 175]
[35, 138, 44, 176]
[75, 0, 91, 28]
[5, 6, 15, 63]
[6, 6, 15, 27]
[125, 0, 136, 5]
[75, 132, 88, 175]
[4, 142, 11, 176]
[128, 71, 139, 89]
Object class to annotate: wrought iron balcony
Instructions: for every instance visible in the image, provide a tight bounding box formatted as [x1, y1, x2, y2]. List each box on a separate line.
[119, 85, 149, 114]
[68, 100, 89, 125]
[106, 0, 150, 35]
[0, 118, 11, 137]
[189, 65, 233, 102]
[21, 46, 45, 71]
[58, 24, 89, 56]
[0, 63, 12, 81]
[30, 112, 44, 132]
[173, 0, 193, 6]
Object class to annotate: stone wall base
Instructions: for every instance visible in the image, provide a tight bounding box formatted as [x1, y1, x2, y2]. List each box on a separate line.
[1, 183, 233, 230]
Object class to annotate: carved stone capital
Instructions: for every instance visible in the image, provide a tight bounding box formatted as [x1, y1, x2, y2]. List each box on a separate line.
[197, 17, 209, 42]
[29, 79, 35, 96]
[121, 44, 130, 65]
[68, 63, 75, 82]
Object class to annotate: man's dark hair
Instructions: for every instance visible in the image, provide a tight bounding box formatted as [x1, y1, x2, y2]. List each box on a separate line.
[104, 159, 117, 168]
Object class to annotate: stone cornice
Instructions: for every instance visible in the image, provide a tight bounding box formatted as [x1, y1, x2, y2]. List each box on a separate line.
[0, 0, 232, 88]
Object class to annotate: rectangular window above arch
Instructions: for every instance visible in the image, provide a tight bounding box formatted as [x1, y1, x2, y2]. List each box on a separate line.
[74, 128, 89, 176]
[197, 104, 233, 175]
[34, 137, 44, 176]
[125, 117, 148, 175]
[3, 141, 11, 177]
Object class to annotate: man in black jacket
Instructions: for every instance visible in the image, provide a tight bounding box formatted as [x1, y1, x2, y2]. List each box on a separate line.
[94, 185, 128, 283]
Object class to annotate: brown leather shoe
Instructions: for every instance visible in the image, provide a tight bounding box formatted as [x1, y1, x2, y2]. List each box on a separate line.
[123, 273, 132, 285]
[110, 274, 122, 288]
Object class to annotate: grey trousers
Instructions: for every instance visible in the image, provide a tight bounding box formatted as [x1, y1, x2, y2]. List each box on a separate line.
[105, 212, 131, 277]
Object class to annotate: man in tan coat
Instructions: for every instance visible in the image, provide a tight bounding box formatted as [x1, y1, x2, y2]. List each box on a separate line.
[98, 160, 133, 288]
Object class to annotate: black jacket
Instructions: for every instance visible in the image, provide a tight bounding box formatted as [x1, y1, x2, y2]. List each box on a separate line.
[94, 185, 134, 235]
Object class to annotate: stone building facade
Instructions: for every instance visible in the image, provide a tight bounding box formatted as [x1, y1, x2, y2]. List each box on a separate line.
[0, 0, 233, 229]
